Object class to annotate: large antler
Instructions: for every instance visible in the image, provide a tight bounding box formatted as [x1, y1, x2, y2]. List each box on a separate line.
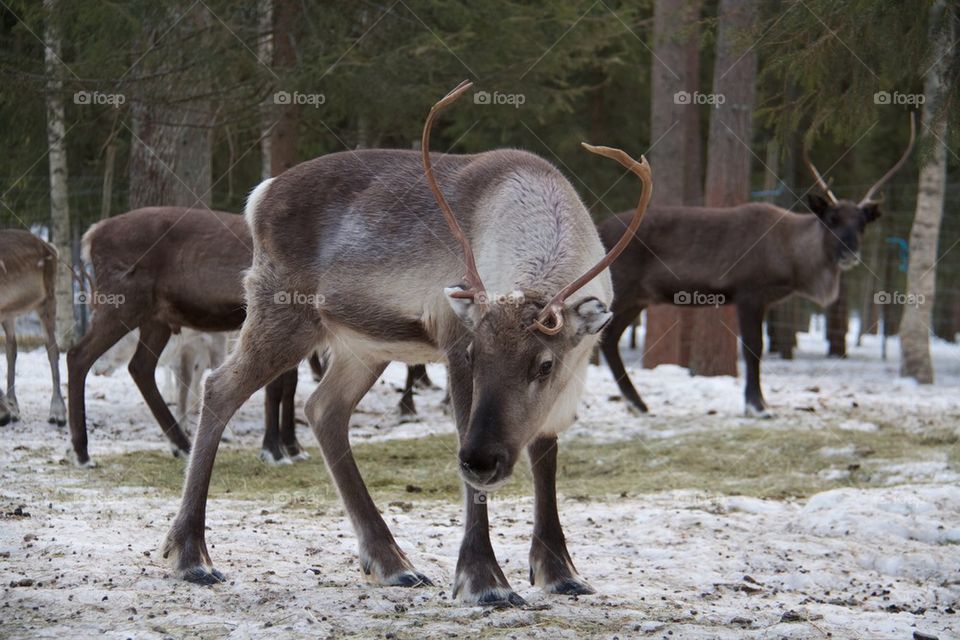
[421, 80, 488, 305]
[860, 112, 916, 206]
[802, 146, 839, 205]
[531, 143, 653, 335]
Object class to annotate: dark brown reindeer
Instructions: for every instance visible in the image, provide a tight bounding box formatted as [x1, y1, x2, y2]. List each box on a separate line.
[162, 81, 652, 606]
[66, 208, 306, 467]
[0, 230, 66, 426]
[600, 118, 915, 417]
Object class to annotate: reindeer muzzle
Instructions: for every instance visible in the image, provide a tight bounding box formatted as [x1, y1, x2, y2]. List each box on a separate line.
[838, 251, 861, 271]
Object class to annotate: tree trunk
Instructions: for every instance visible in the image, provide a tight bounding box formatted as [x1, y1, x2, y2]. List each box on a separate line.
[686, 0, 757, 377]
[100, 138, 117, 220]
[761, 140, 795, 359]
[857, 223, 883, 344]
[43, 0, 74, 347]
[643, 0, 701, 370]
[900, 0, 953, 383]
[933, 286, 959, 343]
[268, 0, 300, 177]
[258, 0, 274, 181]
[128, 10, 213, 209]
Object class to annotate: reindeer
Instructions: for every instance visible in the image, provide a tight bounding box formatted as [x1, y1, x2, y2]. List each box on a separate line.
[600, 118, 915, 417]
[0, 230, 66, 426]
[93, 328, 229, 432]
[67, 208, 307, 467]
[162, 81, 652, 606]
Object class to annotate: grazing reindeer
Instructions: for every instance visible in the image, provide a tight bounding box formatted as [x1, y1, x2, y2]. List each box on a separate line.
[93, 328, 229, 432]
[67, 208, 305, 467]
[600, 118, 915, 417]
[0, 230, 66, 426]
[162, 81, 652, 606]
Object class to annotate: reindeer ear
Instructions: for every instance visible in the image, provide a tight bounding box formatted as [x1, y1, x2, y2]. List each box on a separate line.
[444, 286, 482, 329]
[862, 202, 881, 223]
[569, 297, 612, 336]
[808, 194, 830, 219]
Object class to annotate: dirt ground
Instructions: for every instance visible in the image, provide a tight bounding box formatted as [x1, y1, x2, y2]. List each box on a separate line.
[1, 328, 959, 639]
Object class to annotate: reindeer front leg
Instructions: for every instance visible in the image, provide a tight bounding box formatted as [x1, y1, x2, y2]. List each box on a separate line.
[447, 354, 525, 607]
[309, 352, 430, 587]
[527, 436, 594, 595]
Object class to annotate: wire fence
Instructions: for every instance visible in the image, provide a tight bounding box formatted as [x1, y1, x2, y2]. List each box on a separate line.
[3, 176, 959, 349]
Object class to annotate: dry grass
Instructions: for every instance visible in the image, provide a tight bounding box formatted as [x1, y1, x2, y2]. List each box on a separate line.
[69, 422, 959, 509]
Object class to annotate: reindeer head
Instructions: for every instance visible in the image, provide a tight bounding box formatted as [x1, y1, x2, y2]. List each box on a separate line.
[422, 81, 652, 491]
[806, 194, 881, 270]
[804, 114, 915, 271]
[443, 290, 612, 489]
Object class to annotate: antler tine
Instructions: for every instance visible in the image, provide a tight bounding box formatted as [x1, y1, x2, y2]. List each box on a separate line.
[802, 146, 839, 205]
[860, 112, 917, 206]
[531, 143, 653, 335]
[421, 80, 487, 303]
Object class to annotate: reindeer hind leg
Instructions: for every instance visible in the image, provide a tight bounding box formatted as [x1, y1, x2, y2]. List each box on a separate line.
[1, 320, 16, 425]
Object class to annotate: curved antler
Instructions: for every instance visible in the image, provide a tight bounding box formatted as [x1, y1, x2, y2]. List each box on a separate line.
[531, 143, 653, 335]
[802, 146, 839, 205]
[860, 112, 916, 206]
[421, 80, 487, 305]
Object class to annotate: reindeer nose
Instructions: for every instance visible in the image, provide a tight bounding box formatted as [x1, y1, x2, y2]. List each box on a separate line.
[459, 448, 506, 486]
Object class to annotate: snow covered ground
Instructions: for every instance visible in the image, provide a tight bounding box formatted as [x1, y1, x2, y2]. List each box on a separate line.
[1, 318, 958, 639]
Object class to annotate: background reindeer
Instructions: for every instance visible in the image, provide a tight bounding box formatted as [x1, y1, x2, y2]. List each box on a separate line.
[600, 119, 915, 417]
[67, 208, 305, 467]
[0, 230, 66, 427]
[93, 328, 229, 433]
[162, 82, 652, 606]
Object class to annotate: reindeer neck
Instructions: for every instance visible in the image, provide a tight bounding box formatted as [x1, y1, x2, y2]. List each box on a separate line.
[788, 214, 840, 306]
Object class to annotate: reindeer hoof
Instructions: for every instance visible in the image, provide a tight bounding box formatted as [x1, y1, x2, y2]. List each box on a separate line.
[170, 446, 191, 459]
[67, 447, 96, 468]
[182, 566, 226, 585]
[544, 578, 595, 596]
[387, 570, 433, 588]
[48, 417, 67, 426]
[744, 405, 774, 419]
[259, 449, 292, 465]
[0, 414, 9, 427]
[282, 445, 309, 461]
[474, 588, 527, 608]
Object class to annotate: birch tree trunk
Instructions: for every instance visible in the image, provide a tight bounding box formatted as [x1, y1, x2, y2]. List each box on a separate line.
[899, 0, 953, 383]
[43, 0, 74, 347]
[258, 0, 274, 181]
[687, 0, 757, 377]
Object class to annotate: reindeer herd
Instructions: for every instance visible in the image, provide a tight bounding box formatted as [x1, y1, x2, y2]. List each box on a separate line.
[0, 83, 914, 605]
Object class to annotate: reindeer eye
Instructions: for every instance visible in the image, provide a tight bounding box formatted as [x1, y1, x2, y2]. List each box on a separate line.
[537, 360, 554, 378]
